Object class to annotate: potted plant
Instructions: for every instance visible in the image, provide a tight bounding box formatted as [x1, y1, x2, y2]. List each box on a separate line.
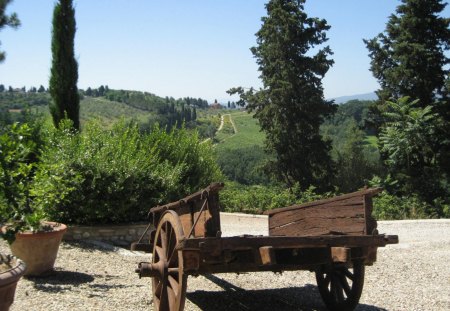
[0, 123, 67, 277]
[0, 254, 26, 311]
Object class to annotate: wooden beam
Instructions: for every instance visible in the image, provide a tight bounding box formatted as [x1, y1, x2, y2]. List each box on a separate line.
[178, 234, 398, 253]
[259, 246, 276, 265]
[331, 247, 351, 263]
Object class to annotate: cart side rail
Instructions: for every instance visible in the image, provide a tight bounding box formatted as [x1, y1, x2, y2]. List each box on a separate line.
[149, 182, 224, 238]
[264, 187, 382, 236]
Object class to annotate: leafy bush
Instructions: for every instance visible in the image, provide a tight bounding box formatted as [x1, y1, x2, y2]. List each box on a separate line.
[220, 182, 328, 214]
[373, 192, 428, 220]
[0, 123, 47, 243]
[369, 175, 449, 219]
[372, 192, 450, 220]
[33, 120, 222, 224]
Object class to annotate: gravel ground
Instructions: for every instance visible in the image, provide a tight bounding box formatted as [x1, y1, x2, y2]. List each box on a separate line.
[1, 216, 449, 311]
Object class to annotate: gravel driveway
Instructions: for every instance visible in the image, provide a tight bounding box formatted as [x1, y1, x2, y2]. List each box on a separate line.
[1, 215, 449, 311]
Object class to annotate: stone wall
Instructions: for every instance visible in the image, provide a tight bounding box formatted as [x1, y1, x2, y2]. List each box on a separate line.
[63, 223, 154, 247]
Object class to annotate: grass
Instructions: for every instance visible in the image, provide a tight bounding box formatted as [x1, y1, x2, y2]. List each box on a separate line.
[215, 111, 265, 151]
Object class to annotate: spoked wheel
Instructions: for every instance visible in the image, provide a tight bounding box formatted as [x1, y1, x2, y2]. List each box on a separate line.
[152, 210, 187, 311]
[315, 260, 365, 311]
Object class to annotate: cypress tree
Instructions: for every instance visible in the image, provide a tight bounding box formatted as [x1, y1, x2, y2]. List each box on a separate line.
[49, 0, 80, 130]
[229, 0, 335, 191]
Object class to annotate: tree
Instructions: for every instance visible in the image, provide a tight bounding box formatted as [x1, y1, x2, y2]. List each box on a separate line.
[85, 87, 92, 96]
[364, 0, 450, 205]
[98, 85, 105, 96]
[37, 85, 45, 93]
[364, 0, 450, 116]
[0, 0, 20, 63]
[333, 120, 380, 193]
[379, 97, 448, 203]
[49, 0, 80, 130]
[229, 0, 335, 191]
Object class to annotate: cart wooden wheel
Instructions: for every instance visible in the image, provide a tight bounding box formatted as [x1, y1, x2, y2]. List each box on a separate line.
[152, 210, 187, 311]
[315, 260, 365, 311]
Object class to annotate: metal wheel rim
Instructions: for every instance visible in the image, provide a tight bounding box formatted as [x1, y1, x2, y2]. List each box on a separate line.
[152, 210, 187, 311]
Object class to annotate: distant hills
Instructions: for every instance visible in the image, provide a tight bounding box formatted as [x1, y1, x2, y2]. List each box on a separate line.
[331, 92, 377, 104]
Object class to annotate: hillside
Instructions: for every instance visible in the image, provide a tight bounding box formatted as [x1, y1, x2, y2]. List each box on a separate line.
[332, 92, 377, 104]
[0, 88, 209, 130]
[215, 111, 265, 151]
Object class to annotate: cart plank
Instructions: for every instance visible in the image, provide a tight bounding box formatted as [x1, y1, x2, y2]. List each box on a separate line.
[178, 234, 398, 252]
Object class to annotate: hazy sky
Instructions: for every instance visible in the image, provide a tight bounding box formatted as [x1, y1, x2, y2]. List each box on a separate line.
[1, 1, 449, 102]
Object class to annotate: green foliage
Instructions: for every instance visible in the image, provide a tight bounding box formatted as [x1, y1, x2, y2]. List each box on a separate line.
[320, 100, 383, 193]
[220, 182, 328, 214]
[33, 120, 222, 225]
[229, 0, 336, 191]
[331, 120, 382, 193]
[0, 0, 20, 63]
[0, 91, 51, 110]
[369, 175, 449, 219]
[379, 97, 448, 205]
[217, 146, 273, 185]
[49, 0, 80, 130]
[364, 0, 450, 107]
[0, 123, 46, 243]
[373, 192, 431, 220]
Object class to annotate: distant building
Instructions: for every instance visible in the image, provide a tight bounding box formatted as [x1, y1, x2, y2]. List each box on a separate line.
[209, 99, 223, 109]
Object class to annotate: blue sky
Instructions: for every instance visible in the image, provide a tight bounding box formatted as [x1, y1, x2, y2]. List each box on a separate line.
[1, 1, 448, 102]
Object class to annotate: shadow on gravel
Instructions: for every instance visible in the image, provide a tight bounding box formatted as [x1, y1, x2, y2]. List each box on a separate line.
[63, 241, 118, 253]
[29, 270, 95, 292]
[186, 274, 387, 311]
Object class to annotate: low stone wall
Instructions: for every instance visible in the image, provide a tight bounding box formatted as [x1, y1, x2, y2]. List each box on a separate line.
[63, 223, 154, 247]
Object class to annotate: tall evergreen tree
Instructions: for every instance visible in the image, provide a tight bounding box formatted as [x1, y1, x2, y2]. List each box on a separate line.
[0, 0, 20, 63]
[229, 0, 335, 191]
[49, 0, 80, 130]
[364, 0, 450, 201]
[364, 0, 450, 116]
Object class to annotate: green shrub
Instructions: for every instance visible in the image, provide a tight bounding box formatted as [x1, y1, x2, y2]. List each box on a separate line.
[0, 123, 47, 242]
[373, 192, 434, 220]
[33, 120, 221, 224]
[220, 182, 327, 214]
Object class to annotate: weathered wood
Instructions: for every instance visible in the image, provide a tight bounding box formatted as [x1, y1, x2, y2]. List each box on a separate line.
[259, 246, 276, 265]
[364, 194, 377, 234]
[269, 217, 366, 236]
[149, 182, 224, 214]
[179, 235, 398, 253]
[266, 188, 382, 237]
[331, 247, 351, 263]
[264, 187, 382, 216]
[268, 197, 365, 229]
[149, 183, 224, 239]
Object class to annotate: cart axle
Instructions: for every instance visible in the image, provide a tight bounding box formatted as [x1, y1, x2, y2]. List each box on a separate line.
[135, 261, 167, 279]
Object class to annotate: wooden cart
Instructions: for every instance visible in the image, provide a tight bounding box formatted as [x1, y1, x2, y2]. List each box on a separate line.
[132, 182, 398, 311]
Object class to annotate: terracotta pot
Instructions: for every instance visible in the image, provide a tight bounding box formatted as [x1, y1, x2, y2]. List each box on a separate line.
[8, 222, 67, 277]
[0, 254, 26, 311]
